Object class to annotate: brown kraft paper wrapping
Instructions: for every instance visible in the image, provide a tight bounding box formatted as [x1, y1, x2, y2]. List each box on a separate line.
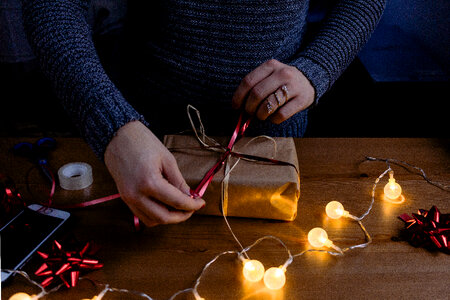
[164, 135, 300, 221]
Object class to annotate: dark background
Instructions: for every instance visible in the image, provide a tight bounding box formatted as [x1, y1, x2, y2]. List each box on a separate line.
[0, 0, 448, 140]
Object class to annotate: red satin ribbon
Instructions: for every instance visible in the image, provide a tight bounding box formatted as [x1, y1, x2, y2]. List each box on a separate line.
[190, 112, 251, 198]
[188, 112, 298, 199]
[41, 164, 56, 207]
[29, 111, 295, 230]
[1, 174, 27, 225]
[55, 194, 121, 209]
[51, 194, 140, 229]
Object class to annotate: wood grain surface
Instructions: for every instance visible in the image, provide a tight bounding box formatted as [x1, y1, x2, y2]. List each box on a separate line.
[1, 138, 449, 300]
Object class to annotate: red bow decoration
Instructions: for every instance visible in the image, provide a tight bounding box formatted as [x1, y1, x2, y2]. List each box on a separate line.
[398, 206, 449, 254]
[35, 240, 103, 288]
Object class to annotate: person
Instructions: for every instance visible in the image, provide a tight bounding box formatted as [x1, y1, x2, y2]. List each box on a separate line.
[21, 0, 386, 227]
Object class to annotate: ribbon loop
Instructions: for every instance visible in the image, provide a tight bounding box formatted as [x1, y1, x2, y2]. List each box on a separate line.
[189, 109, 252, 198]
[186, 105, 300, 209]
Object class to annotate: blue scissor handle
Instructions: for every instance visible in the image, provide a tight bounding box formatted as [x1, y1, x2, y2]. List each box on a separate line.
[13, 142, 34, 158]
[13, 138, 56, 159]
[12, 138, 56, 184]
[35, 137, 56, 159]
[36, 137, 56, 150]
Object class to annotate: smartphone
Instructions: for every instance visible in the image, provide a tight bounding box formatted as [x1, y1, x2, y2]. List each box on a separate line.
[1, 204, 70, 282]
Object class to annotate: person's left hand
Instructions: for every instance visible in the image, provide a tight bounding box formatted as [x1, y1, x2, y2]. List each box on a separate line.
[232, 59, 315, 124]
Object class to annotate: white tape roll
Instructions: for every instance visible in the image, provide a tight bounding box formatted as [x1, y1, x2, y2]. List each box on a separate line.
[58, 162, 93, 190]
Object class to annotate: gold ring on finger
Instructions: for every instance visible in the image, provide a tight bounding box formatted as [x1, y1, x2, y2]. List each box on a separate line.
[281, 84, 289, 102]
[274, 90, 284, 106]
[266, 100, 274, 114]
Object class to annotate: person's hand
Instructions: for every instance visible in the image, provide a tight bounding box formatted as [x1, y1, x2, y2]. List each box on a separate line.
[104, 121, 205, 227]
[232, 59, 315, 124]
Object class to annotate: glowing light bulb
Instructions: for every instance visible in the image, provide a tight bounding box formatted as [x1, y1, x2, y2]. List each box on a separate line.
[325, 201, 349, 219]
[9, 293, 35, 300]
[242, 259, 265, 282]
[308, 227, 333, 248]
[263, 267, 286, 290]
[81, 297, 98, 300]
[384, 171, 402, 200]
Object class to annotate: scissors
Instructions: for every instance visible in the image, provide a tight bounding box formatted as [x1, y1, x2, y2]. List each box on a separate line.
[13, 137, 57, 184]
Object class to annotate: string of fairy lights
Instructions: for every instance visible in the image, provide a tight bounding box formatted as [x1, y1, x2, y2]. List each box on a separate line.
[4, 156, 449, 300]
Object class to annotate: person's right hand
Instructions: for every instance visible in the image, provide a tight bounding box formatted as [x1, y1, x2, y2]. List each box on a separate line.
[104, 121, 205, 227]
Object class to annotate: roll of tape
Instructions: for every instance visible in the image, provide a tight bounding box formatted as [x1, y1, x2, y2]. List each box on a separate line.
[58, 162, 93, 190]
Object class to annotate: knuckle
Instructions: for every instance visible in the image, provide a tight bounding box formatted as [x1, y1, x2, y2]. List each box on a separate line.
[141, 177, 157, 193]
[256, 109, 267, 121]
[245, 102, 254, 114]
[270, 114, 283, 125]
[250, 85, 264, 100]
[242, 75, 254, 89]
[120, 188, 138, 204]
[272, 118, 283, 125]
[279, 67, 294, 79]
[165, 153, 177, 165]
[142, 219, 156, 227]
[170, 198, 183, 210]
[278, 110, 290, 122]
[154, 214, 169, 225]
[266, 59, 278, 68]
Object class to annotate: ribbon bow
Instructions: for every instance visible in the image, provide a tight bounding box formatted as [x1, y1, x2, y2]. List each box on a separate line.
[187, 106, 298, 200]
[398, 206, 449, 253]
[188, 107, 251, 198]
[35, 240, 103, 288]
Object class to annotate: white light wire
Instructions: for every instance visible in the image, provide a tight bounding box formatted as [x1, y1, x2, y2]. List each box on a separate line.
[0, 159, 382, 300]
[167, 288, 194, 300]
[356, 167, 391, 221]
[2, 270, 62, 299]
[220, 136, 279, 260]
[365, 156, 450, 191]
[5, 157, 447, 300]
[100, 285, 154, 300]
[221, 156, 249, 259]
[343, 220, 372, 252]
[191, 250, 238, 300]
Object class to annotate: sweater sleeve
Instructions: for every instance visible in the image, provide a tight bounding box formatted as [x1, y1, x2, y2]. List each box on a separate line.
[22, 0, 147, 159]
[290, 0, 386, 103]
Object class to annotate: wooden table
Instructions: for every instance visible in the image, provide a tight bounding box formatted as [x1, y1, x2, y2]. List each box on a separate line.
[1, 138, 449, 300]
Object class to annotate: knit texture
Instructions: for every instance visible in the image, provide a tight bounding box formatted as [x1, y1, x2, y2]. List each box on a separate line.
[22, 0, 385, 158]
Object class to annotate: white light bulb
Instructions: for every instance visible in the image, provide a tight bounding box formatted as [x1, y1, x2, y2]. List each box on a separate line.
[325, 201, 349, 219]
[308, 227, 333, 248]
[263, 267, 286, 290]
[242, 259, 265, 282]
[9, 293, 35, 300]
[384, 171, 402, 200]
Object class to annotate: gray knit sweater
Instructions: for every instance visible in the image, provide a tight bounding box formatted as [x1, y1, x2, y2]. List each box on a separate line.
[22, 0, 385, 158]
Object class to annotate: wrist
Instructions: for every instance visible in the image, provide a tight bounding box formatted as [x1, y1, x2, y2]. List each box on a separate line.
[290, 56, 330, 106]
[104, 120, 145, 163]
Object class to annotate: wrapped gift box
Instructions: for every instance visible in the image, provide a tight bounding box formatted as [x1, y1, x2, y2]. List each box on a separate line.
[164, 135, 300, 221]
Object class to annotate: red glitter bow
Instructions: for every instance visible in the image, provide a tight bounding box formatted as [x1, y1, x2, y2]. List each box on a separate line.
[35, 240, 103, 288]
[398, 206, 449, 253]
